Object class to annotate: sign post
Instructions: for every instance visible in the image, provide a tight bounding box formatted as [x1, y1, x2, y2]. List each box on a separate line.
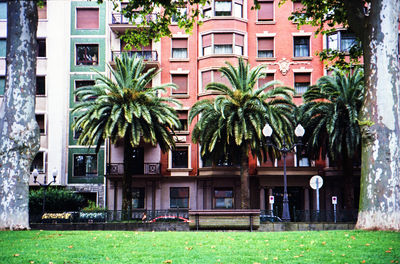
[269, 196, 274, 216]
[310, 175, 323, 221]
[332, 196, 337, 223]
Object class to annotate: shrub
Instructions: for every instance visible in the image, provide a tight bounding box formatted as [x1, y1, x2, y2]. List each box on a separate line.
[29, 188, 86, 215]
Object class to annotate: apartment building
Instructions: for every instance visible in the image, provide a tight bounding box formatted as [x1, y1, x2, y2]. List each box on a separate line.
[104, 0, 360, 215]
[0, 0, 359, 215]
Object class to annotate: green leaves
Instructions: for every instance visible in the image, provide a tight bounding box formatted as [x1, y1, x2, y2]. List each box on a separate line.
[190, 57, 295, 164]
[301, 67, 365, 162]
[72, 53, 180, 153]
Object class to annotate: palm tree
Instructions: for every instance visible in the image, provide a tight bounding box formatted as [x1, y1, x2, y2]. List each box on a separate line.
[301, 67, 365, 209]
[72, 53, 180, 213]
[189, 57, 295, 209]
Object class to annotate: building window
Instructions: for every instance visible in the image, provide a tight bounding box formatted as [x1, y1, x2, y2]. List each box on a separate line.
[215, 0, 231, 16]
[201, 69, 231, 93]
[294, 73, 310, 95]
[73, 154, 97, 177]
[0, 76, 4, 96]
[170, 187, 189, 208]
[258, 0, 274, 21]
[36, 76, 45, 95]
[293, 36, 310, 57]
[0, 2, 7, 20]
[177, 110, 189, 132]
[258, 73, 274, 89]
[214, 188, 234, 208]
[76, 44, 98, 65]
[132, 188, 145, 209]
[75, 80, 95, 101]
[37, 38, 46, 57]
[76, 8, 99, 29]
[171, 74, 188, 95]
[172, 7, 187, 23]
[38, 0, 47, 20]
[327, 31, 357, 52]
[35, 114, 45, 134]
[257, 37, 274, 58]
[202, 32, 244, 56]
[31, 152, 45, 173]
[293, 0, 305, 12]
[203, 152, 239, 167]
[0, 38, 6, 57]
[171, 38, 188, 59]
[297, 150, 310, 167]
[172, 146, 189, 168]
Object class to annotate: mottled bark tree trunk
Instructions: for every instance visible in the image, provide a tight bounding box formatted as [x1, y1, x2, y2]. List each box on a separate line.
[122, 139, 133, 217]
[355, 0, 400, 231]
[0, 1, 39, 230]
[240, 146, 250, 209]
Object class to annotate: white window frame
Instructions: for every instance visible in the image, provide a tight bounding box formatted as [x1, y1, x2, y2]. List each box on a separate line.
[168, 144, 191, 169]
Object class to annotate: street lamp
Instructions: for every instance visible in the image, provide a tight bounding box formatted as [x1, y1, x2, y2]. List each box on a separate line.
[262, 123, 305, 222]
[32, 168, 58, 215]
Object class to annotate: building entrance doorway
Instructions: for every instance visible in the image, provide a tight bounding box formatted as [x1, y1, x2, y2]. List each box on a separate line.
[269, 187, 304, 220]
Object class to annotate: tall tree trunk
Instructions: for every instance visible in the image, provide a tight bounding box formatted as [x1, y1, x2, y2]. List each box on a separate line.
[0, 1, 39, 230]
[356, 0, 400, 231]
[122, 139, 133, 218]
[342, 156, 354, 210]
[240, 146, 250, 209]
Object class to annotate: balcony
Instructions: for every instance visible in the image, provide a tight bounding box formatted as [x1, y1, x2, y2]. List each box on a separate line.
[109, 12, 157, 34]
[110, 51, 159, 69]
[106, 162, 161, 178]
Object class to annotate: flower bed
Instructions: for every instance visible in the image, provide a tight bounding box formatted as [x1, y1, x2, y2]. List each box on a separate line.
[79, 212, 106, 223]
[42, 213, 74, 223]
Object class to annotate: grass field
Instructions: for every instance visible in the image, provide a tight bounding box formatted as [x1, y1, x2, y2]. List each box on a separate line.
[0, 230, 399, 263]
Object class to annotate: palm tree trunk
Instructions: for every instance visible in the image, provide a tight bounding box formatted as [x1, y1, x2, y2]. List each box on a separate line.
[122, 139, 133, 219]
[240, 145, 250, 209]
[342, 157, 354, 210]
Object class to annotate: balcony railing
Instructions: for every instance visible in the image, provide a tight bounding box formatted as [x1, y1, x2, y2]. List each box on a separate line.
[111, 12, 157, 25]
[111, 51, 158, 62]
[107, 162, 161, 175]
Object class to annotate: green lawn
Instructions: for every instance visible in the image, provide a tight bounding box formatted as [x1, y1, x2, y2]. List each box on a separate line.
[0, 230, 398, 263]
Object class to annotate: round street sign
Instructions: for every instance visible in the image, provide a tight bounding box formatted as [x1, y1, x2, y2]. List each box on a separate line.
[310, 175, 323, 190]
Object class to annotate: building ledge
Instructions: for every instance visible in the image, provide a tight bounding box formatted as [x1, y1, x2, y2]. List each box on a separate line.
[257, 167, 318, 176]
[198, 167, 240, 176]
[292, 57, 313, 61]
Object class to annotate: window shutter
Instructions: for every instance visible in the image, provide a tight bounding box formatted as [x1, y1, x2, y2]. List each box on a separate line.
[76, 8, 99, 29]
[38, 1, 47, 20]
[258, 1, 274, 20]
[295, 73, 311, 83]
[214, 70, 230, 86]
[258, 74, 274, 88]
[202, 70, 212, 88]
[214, 33, 233, 45]
[172, 74, 188, 94]
[172, 38, 188, 49]
[235, 33, 244, 46]
[293, 1, 304, 12]
[177, 110, 188, 119]
[258, 37, 273, 50]
[202, 34, 212, 47]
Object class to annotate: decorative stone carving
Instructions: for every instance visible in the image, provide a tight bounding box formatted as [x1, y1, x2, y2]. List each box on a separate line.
[265, 58, 310, 75]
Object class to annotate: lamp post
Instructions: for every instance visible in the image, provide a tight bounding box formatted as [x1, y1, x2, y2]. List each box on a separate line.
[262, 123, 305, 222]
[32, 168, 58, 215]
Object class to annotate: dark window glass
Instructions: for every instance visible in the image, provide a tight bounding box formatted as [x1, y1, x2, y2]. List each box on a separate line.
[37, 39, 46, 57]
[75, 80, 95, 101]
[170, 187, 189, 208]
[214, 188, 234, 209]
[36, 76, 45, 95]
[76, 44, 98, 65]
[132, 188, 145, 208]
[0, 38, 6, 57]
[172, 147, 189, 168]
[73, 154, 97, 177]
[294, 36, 310, 57]
[31, 152, 45, 173]
[35, 114, 45, 134]
[0, 76, 4, 96]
